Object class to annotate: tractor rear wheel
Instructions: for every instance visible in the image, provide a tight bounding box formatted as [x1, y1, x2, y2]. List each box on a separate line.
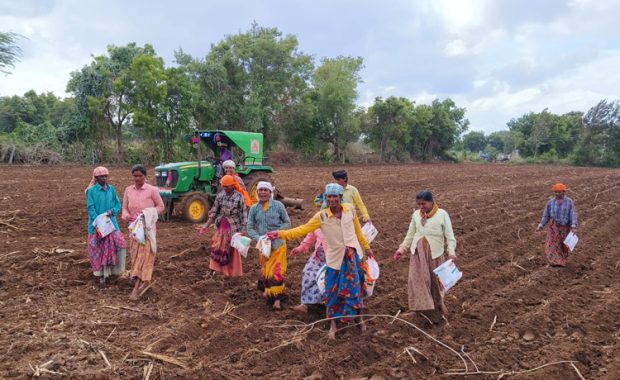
[242, 172, 274, 203]
[182, 193, 211, 223]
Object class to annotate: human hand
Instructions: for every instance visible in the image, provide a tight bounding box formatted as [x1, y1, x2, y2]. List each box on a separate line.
[290, 247, 303, 256]
[535, 225, 542, 233]
[571, 226, 577, 233]
[449, 253, 457, 264]
[366, 248, 374, 259]
[393, 248, 403, 260]
[106, 210, 112, 216]
[266, 231, 279, 240]
[199, 222, 212, 235]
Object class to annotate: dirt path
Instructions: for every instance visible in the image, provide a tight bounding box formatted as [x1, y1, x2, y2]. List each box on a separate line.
[0, 163, 619, 379]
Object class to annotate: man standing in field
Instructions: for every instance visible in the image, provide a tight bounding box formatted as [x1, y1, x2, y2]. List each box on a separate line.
[332, 169, 371, 223]
[267, 183, 373, 340]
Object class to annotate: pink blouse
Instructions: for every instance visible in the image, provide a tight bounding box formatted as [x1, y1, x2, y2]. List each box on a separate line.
[122, 183, 165, 222]
[296, 229, 328, 259]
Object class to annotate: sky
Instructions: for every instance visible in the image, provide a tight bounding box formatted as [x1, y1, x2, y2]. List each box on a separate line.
[1, 0, 619, 133]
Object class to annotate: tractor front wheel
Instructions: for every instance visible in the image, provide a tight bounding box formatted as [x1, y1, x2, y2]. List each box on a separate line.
[182, 193, 211, 223]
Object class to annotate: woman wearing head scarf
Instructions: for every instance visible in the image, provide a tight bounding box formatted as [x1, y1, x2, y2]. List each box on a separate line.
[394, 190, 457, 322]
[222, 160, 252, 207]
[535, 183, 578, 267]
[121, 165, 165, 300]
[201, 174, 247, 277]
[267, 183, 373, 339]
[288, 193, 329, 313]
[247, 181, 291, 309]
[85, 166, 126, 284]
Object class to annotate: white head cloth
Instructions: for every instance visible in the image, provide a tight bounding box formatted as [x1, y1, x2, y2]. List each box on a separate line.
[223, 160, 236, 169]
[257, 181, 273, 192]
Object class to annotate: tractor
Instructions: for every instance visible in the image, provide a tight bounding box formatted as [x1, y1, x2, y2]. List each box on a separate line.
[154, 130, 302, 223]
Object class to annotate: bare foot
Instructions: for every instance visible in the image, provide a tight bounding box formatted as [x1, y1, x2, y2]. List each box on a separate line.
[291, 304, 308, 314]
[328, 321, 337, 340]
[273, 299, 281, 310]
[129, 291, 139, 300]
[328, 329, 336, 340]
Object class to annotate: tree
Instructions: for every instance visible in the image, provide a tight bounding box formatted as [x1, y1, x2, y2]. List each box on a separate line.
[131, 56, 196, 161]
[462, 131, 487, 152]
[0, 32, 22, 74]
[487, 130, 522, 154]
[68, 43, 157, 161]
[312, 56, 364, 162]
[574, 99, 620, 167]
[365, 96, 414, 161]
[186, 23, 314, 150]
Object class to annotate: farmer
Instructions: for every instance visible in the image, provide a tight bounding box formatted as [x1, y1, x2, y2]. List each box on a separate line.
[288, 193, 329, 313]
[85, 166, 126, 285]
[267, 183, 373, 340]
[332, 169, 371, 223]
[247, 181, 291, 310]
[535, 183, 578, 267]
[201, 174, 247, 277]
[222, 159, 252, 207]
[121, 164, 165, 300]
[393, 190, 457, 322]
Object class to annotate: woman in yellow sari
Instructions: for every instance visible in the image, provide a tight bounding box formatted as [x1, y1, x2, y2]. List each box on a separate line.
[247, 181, 291, 310]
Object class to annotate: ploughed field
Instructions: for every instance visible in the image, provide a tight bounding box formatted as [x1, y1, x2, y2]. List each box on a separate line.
[1, 163, 619, 379]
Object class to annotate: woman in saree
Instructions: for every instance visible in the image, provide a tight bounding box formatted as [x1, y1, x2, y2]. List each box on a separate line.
[247, 181, 291, 310]
[267, 183, 373, 339]
[393, 190, 457, 323]
[289, 194, 329, 313]
[121, 164, 165, 300]
[200, 174, 247, 277]
[535, 183, 578, 267]
[85, 166, 126, 285]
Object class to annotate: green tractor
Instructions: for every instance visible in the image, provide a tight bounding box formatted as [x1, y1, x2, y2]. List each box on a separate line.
[155, 130, 301, 223]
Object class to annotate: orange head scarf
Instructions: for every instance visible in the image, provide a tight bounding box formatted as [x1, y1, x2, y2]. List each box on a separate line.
[221, 175, 235, 187]
[552, 183, 567, 192]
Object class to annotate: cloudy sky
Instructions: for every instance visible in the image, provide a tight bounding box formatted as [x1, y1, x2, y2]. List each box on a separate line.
[1, 0, 619, 133]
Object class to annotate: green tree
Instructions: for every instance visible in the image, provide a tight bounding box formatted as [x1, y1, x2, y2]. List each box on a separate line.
[312, 56, 364, 162]
[462, 130, 487, 152]
[186, 23, 313, 149]
[418, 99, 469, 160]
[574, 99, 620, 167]
[365, 96, 414, 161]
[0, 32, 22, 74]
[131, 55, 196, 161]
[68, 43, 157, 161]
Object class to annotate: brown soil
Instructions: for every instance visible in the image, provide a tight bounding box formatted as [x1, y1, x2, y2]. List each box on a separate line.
[1, 163, 619, 379]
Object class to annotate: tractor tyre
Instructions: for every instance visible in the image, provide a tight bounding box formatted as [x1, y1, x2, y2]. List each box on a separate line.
[182, 193, 211, 223]
[242, 172, 274, 203]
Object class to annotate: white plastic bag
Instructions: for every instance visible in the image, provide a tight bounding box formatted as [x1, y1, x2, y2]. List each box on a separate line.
[563, 232, 578, 252]
[93, 213, 115, 238]
[128, 215, 146, 245]
[361, 222, 378, 243]
[433, 259, 462, 291]
[256, 236, 272, 258]
[365, 256, 380, 297]
[231, 233, 252, 258]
